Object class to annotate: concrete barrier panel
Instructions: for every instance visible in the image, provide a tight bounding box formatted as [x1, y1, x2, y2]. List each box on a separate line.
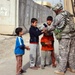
[0, 0, 16, 34]
[0, 0, 56, 34]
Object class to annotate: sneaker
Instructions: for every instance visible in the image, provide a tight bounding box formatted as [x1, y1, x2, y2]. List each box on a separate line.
[41, 65, 45, 69]
[36, 65, 40, 68]
[20, 69, 26, 73]
[54, 70, 65, 75]
[52, 64, 57, 68]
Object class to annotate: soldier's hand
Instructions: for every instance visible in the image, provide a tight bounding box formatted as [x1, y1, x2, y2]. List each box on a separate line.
[42, 28, 47, 33]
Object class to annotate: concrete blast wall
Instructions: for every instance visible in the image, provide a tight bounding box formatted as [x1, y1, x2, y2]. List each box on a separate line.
[0, 0, 55, 34]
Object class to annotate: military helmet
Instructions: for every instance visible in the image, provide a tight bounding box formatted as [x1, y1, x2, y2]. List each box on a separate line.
[53, 3, 63, 11]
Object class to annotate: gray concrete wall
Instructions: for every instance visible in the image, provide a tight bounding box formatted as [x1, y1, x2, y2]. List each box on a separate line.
[0, 0, 17, 34]
[0, 0, 55, 34]
[19, 0, 56, 32]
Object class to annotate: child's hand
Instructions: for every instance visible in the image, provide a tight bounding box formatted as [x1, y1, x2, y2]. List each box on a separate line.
[25, 46, 30, 50]
[45, 42, 50, 45]
[42, 28, 47, 33]
[45, 41, 52, 45]
[44, 30, 47, 33]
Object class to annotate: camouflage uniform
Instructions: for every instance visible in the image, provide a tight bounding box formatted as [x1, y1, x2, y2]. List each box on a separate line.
[59, 38, 75, 72]
[66, 13, 75, 70]
[48, 10, 75, 72]
[69, 36, 75, 70]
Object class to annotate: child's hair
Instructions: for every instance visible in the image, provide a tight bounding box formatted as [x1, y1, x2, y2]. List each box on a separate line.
[47, 16, 53, 21]
[31, 18, 37, 23]
[15, 27, 23, 35]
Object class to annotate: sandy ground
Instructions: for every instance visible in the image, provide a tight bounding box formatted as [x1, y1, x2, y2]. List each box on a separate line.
[0, 33, 75, 75]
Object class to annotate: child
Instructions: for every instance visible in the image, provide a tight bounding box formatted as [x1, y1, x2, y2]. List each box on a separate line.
[14, 27, 30, 75]
[29, 18, 45, 70]
[41, 16, 56, 69]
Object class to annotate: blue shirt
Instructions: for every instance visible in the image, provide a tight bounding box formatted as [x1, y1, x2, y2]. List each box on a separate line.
[14, 36, 25, 55]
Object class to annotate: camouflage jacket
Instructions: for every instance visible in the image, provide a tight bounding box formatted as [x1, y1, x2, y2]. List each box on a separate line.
[48, 11, 75, 39]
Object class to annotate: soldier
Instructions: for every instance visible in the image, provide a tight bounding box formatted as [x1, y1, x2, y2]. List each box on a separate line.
[48, 3, 75, 75]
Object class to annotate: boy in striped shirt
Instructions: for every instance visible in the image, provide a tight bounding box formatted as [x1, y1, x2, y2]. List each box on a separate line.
[14, 27, 30, 75]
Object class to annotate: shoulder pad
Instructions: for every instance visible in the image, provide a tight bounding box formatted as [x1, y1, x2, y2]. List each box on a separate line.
[61, 11, 73, 17]
[61, 11, 67, 16]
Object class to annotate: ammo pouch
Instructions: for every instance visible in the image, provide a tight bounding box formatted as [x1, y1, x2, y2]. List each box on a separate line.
[54, 11, 75, 40]
[54, 29, 62, 40]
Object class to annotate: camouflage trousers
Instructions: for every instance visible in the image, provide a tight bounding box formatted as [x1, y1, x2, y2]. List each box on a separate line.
[58, 38, 75, 72]
[71, 37, 75, 69]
